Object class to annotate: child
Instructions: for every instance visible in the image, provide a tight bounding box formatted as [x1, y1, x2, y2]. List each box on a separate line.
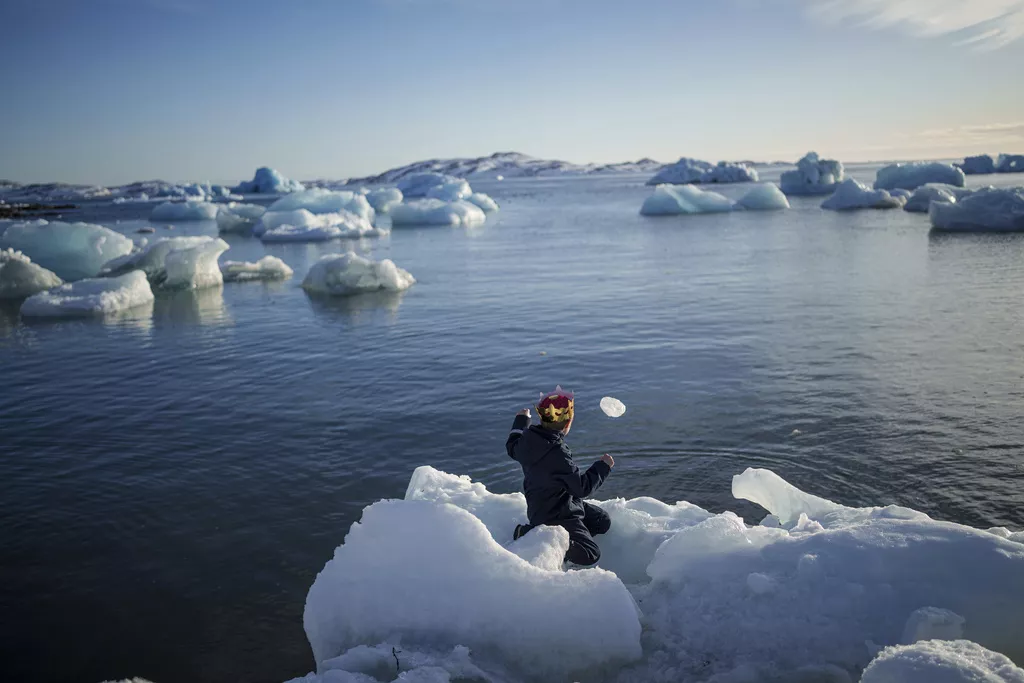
[505, 386, 615, 566]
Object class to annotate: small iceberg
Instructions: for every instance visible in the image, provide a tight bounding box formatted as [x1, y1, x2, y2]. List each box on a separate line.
[365, 187, 403, 214]
[997, 154, 1024, 174]
[216, 203, 267, 233]
[0, 248, 63, 299]
[0, 220, 135, 281]
[640, 184, 734, 215]
[737, 183, 790, 210]
[646, 158, 758, 186]
[266, 189, 375, 224]
[929, 186, 1024, 232]
[822, 178, 905, 210]
[465, 192, 499, 212]
[780, 152, 845, 195]
[20, 271, 154, 318]
[256, 209, 384, 242]
[874, 162, 966, 191]
[390, 199, 487, 226]
[150, 200, 219, 222]
[425, 179, 472, 202]
[232, 167, 305, 194]
[220, 256, 293, 282]
[396, 173, 463, 198]
[103, 236, 229, 289]
[958, 154, 997, 175]
[904, 183, 974, 213]
[301, 251, 415, 296]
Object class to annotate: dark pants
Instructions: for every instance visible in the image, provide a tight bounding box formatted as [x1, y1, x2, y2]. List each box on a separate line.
[522, 502, 611, 567]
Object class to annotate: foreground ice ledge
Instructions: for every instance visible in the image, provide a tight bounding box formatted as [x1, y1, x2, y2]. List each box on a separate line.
[294, 465, 1024, 683]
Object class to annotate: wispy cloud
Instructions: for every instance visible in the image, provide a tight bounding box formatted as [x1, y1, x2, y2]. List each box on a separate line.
[918, 121, 1024, 149]
[799, 0, 1024, 49]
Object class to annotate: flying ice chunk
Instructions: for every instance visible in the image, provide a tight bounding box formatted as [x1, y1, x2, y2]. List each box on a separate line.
[600, 396, 626, 417]
[395, 173, 463, 198]
[220, 256, 293, 283]
[0, 248, 63, 299]
[997, 154, 1024, 174]
[364, 188, 403, 214]
[103, 236, 229, 289]
[266, 189, 375, 224]
[301, 498, 642, 681]
[232, 167, 305, 194]
[874, 162, 966, 191]
[640, 184, 735, 215]
[822, 179, 905, 211]
[904, 183, 974, 213]
[958, 154, 997, 175]
[390, 199, 487, 227]
[929, 186, 1024, 232]
[465, 192, 499, 212]
[861, 640, 1024, 683]
[780, 152, 846, 195]
[150, 200, 219, 222]
[646, 158, 759, 186]
[216, 203, 266, 233]
[302, 251, 414, 296]
[257, 210, 384, 242]
[20, 271, 153, 318]
[901, 606, 965, 644]
[737, 183, 791, 211]
[0, 220, 135, 281]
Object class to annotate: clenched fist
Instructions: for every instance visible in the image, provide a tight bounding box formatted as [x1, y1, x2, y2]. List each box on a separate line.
[601, 454, 615, 468]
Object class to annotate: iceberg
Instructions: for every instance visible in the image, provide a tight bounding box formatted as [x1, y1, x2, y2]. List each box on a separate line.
[639, 184, 735, 215]
[220, 256, 293, 282]
[232, 167, 305, 194]
[425, 180, 472, 202]
[256, 209, 384, 242]
[861, 640, 1024, 683]
[266, 189, 375, 225]
[102, 236, 229, 289]
[904, 183, 974, 213]
[395, 173, 463, 198]
[997, 154, 1024, 174]
[301, 251, 414, 296]
[464, 192, 499, 212]
[737, 183, 791, 210]
[390, 199, 487, 227]
[150, 200, 219, 222]
[958, 154, 997, 175]
[646, 158, 758, 186]
[929, 186, 1024, 232]
[0, 220, 134, 280]
[780, 152, 845, 195]
[20, 271, 153, 318]
[215, 203, 267, 234]
[874, 162, 966, 191]
[822, 179, 906, 210]
[0, 248, 63, 299]
[364, 187, 403, 214]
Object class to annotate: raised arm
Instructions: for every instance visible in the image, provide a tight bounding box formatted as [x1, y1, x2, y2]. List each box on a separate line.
[505, 409, 531, 460]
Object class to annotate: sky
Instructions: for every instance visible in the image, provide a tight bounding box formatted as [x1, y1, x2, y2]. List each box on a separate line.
[1, 0, 1023, 185]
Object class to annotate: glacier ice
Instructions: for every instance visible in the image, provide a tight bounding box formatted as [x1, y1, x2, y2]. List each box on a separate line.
[737, 183, 790, 211]
[874, 162, 966, 191]
[465, 192, 499, 212]
[904, 183, 974, 213]
[232, 167, 305, 194]
[0, 248, 63, 299]
[150, 200, 219, 222]
[20, 271, 153, 318]
[0, 220, 135, 280]
[301, 251, 414, 296]
[958, 154, 997, 175]
[998, 154, 1024, 174]
[257, 210, 384, 242]
[216, 203, 267, 233]
[822, 179, 906, 211]
[364, 187, 403, 214]
[646, 158, 758, 186]
[780, 152, 845, 196]
[266, 189, 375, 225]
[600, 396, 626, 417]
[425, 179, 472, 202]
[395, 173, 463, 198]
[929, 186, 1024, 232]
[102, 236, 229, 289]
[640, 184, 735, 215]
[390, 199, 487, 227]
[220, 256, 293, 283]
[861, 640, 1024, 683]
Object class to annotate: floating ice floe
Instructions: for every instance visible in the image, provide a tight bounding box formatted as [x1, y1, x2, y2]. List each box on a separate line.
[646, 158, 758, 186]
[103, 236, 229, 289]
[640, 184, 735, 215]
[266, 189, 375, 225]
[780, 152, 846, 196]
[216, 203, 267, 233]
[600, 396, 626, 418]
[150, 200, 219, 222]
[822, 178, 906, 211]
[289, 464, 1024, 683]
[465, 192, 500, 212]
[301, 251, 415, 296]
[396, 173, 463, 198]
[425, 180, 472, 202]
[860, 640, 1024, 683]
[904, 183, 975, 213]
[998, 154, 1024, 174]
[874, 162, 966, 191]
[0, 248, 63, 299]
[256, 209, 384, 242]
[365, 188, 403, 214]
[737, 183, 791, 210]
[0, 220, 135, 280]
[20, 271, 154, 318]
[958, 154, 997, 175]
[929, 186, 1024, 232]
[220, 256, 293, 283]
[232, 167, 305, 194]
[390, 199, 487, 226]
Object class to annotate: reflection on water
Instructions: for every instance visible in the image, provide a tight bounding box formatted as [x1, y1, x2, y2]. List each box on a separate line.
[304, 289, 406, 322]
[152, 285, 229, 327]
[1, 299, 155, 339]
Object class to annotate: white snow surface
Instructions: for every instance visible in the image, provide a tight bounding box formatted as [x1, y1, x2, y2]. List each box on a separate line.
[640, 184, 735, 216]
[266, 189, 375, 224]
[929, 186, 1024, 232]
[220, 256, 293, 282]
[0, 248, 63, 299]
[959, 155, 997, 175]
[646, 158, 758, 186]
[0, 220, 135, 280]
[232, 167, 305, 194]
[737, 183, 791, 210]
[822, 179, 906, 211]
[861, 640, 1024, 683]
[301, 252, 414, 296]
[102, 236, 229, 289]
[390, 199, 487, 227]
[20, 271, 153, 318]
[465, 192, 499, 212]
[874, 162, 966, 191]
[150, 200, 219, 222]
[901, 607, 965, 644]
[257, 209, 383, 242]
[216, 203, 267, 233]
[780, 152, 845, 196]
[364, 188, 403, 214]
[997, 154, 1024, 174]
[600, 396, 627, 418]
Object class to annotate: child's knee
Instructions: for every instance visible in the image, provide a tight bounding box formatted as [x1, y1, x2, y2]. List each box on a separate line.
[592, 514, 611, 535]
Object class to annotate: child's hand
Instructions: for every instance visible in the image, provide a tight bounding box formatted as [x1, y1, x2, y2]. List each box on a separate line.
[517, 408, 531, 419]
[601, 454, 615, 468]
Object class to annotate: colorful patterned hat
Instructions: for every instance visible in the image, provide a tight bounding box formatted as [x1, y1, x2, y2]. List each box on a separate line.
[537, 385, 574, 424]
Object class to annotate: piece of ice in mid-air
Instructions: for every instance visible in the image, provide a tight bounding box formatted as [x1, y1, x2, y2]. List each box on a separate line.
[600, 396, 626, 418]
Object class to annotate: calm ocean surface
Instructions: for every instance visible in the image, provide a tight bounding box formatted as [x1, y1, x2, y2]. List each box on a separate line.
[1, 166, 1023, 682]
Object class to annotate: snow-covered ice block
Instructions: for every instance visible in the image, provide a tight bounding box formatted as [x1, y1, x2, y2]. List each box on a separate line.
[904, 183, 973, 213]
[901, 606, 965, 644]
[738, 183, 791, 210]
[780, 152, 845, 196]
[861, 640, 1024, 683]
[464, 192, 499, 212]
[822, 179, 905, 210]
[0, 220, 134, 280]
[220, 256, 293, 282]
[647, 158, 758, 185]
[20, 271, 153, 318]
[929, 186, 1024, 232]
[257, 210, 383, 242]
[390, 199, 487, 227]
[267, 189, 375, 224]
[508, 524, 570, 571]
[425, 180, 472, 202]
[959, 154, 997, 175]
[302, 499, 642, 680]
[103, 236, 229, 289]
[233, 167, 305, 194]
[0, 248, 62, 299]
[216, 203, 266, 233]
[364, 188, 403, 214]
[286, 643, 497, 683]
[395, 173, 462, 198]
[640, 184, 735, 215]
[874, 162, 966, 191]
[301, 251, 414, 296]
[997, 154, 1024, 174]
[150, 200, 218, 222]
